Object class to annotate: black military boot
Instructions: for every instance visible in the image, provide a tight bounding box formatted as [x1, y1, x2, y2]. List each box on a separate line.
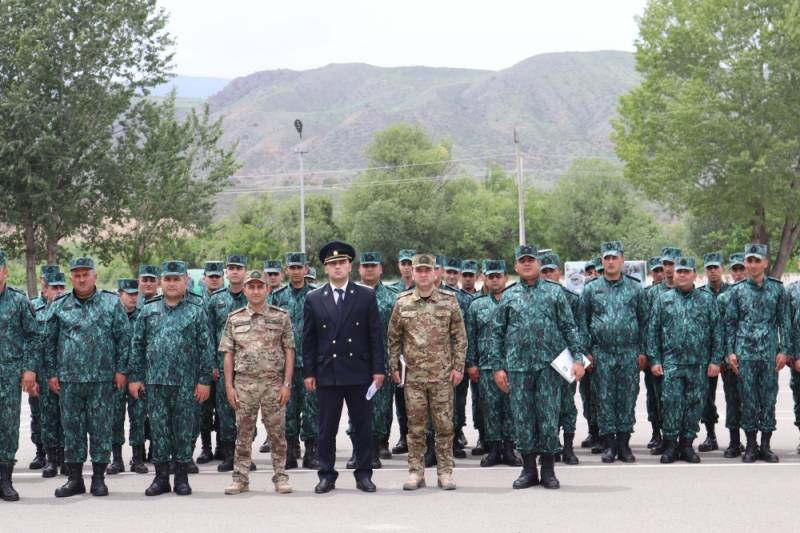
[742, 431, 759, 463]
[55, 463, 86, 498]
[131, 444, 149, 474]
[660, 438, 677, 463]
[480, 441, 502, 467]
[106, 444, 125, 475]
[650, 435, 667, 455]
[562, 433, 579, 465]
[217, 442, 234, 472]
[371, 437, 382, 469]
[647, 424, 661, 449]
[187, 448, 199, 474]
[759, 432, 779, 463]
[679, 437, 700, 463]
[0, 464, 19, 501]
[213, 434, 223, 461]
[168, 461, 176, 475]
[145, 463, 171, 496]
[378, 436, 392, 460]
[392, 433, 408, 455]
[285, 437, 299, 469]
[303, 439, 320, 469]
[197, 431, 214, 463]
[453, 429, 467, 459]
[590, 426, 604, 454]
[600, 434, 617, 463]
[698, 423, 718, 452]
[259, 436, 271, 454]
[424, 437, 437, 468]
[539, 454, 560, 489]
[42, 448, 59, 478]
[723, 428, 742, 458]
[581, 426, 597, 448]
[29, 443, 46, 470]
[501, 440, 523, 467]
[512, 453, 539, 489]
[471, 432, 486, 456]
[90, 463, 109, 496]
[616, 432, 636, 463]
[174, 462, 192, 495]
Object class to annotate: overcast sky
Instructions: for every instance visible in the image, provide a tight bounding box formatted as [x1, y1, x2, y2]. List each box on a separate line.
[158, 0, 649, 79]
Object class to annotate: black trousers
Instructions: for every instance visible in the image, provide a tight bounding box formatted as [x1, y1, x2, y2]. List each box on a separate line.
[317, 384, 373, 483]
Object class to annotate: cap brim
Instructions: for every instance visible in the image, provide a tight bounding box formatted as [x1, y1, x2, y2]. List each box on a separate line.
[516, 254, 537, 260]
[121, 288, 139, 293]
[69, 266, 94, 271]
[675, 266, 694, 272]
[602, 252, 621, 258]
[324, 256, 351, 264]
[744, 253, 765, 260]
[264, 269, 281, 273]
[245, 279, 267, 285]
[360, 262, 380, 266]
[704, 262, 722, 268]
[541, 264, 558, 270]
[226, 263, 246, 267]
[483, 270, 505, 275]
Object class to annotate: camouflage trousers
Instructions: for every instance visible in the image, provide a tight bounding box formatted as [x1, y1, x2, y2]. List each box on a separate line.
[594, 349, 640, 436]
[470, 380, 483, 432]
[285, 372, 319, 442]
[660, 365, 706, 440]
[478, 371, 512, 442]
[394, 386, 408, 436]
[215, 370, 237, 444]
[0, 375, 21, 465]
[644, 371, 663, 428]
[721, 365, 742, 429]
[453, 376, 469, 431]
[147, 384, 197, 464]
[60, 381, 114, 464]
[405, 381, 454, 476]
[37, 374, 63, 449]
[197, 380, 216, 437]
[791, 369, 800, 429]
[700, 376, 719, 425]
[28, 394, 41, 447]
[508, 368, 561, 455]
[233, 374, 287, 484]
[738, 360, 778, 433]
[371, 379, 394, 439]
[579, 371, 598, 427]
[559, 380, 578, 433]
[111, 389, 146, 446]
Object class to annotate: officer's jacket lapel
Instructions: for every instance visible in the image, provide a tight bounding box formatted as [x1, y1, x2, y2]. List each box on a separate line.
[339, 284, 357, 328]
[320, 283, 340, 329]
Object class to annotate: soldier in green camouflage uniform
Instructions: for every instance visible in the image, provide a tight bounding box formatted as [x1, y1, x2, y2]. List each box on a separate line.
[269, 252, 319, 469]
[647, 257, 723, 464]
[389, 249, 415, 455]
[0, 251, 42, 501]
[578, 258, 602, 452]
[46, 257, 131, 498]
[128, 261, 214, 496]
[579, 241, 647, 464]
[788, 259, 800, 454]
[488, 245, 585, 490]
[724, 244, 791, 463]
[388, 253, 467, 491]
[642, 256, 664, 451]
[459, 259, 485, 455]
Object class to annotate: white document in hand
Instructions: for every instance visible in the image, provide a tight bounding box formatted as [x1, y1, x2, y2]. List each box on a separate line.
[550, 348, 591, 383]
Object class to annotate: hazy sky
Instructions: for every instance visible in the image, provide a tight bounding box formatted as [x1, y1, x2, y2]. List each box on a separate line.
[158, 0, 649, 79]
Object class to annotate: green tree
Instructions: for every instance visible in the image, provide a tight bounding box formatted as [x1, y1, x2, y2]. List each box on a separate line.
[613, 0, 800, 276]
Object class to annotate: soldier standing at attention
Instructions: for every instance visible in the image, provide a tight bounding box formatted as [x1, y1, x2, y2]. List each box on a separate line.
[389, 253, 467, 491]
[643, 256, 664, 451]
[579, 258, 601, 453]
[389, 249, 415, 456]
[195, 261, 224, 462]
[220, 270, 294, 495]
[258, 259, 284, 455]
[460, 259, 484, 455]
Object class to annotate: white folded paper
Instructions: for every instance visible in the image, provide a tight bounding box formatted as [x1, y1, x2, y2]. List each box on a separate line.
[551, 348, 591, 383]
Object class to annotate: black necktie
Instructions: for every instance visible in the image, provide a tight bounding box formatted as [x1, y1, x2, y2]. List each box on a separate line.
[335, 288, 344, 311]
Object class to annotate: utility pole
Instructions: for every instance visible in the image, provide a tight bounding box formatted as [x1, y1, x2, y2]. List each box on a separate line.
[514, 127, 526, 245]
[294, 119, 307, 252]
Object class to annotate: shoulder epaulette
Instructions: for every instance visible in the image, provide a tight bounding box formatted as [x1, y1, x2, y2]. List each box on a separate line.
[8, 286, 25, 296]
[768, 276, 783, 284]
[561, 285, 579, 297]
[272, 285, 288, 294]
[437, 288, 456, 298]
[53, 292, 70, 302]
[101, 289, 119, 297]
[185, 297, 203, 307]
[732, 279, 747, 286]
[584, 276, 600, 285]
[625, 274, 643, 283]
[144, 295, 163, 304]
[229, 307, 248, 316]
[211, 287, 228, 296]
[502, 282, 519, 292]
[471, 293, 489, 301]
[397, 289, 414, 298]
[33, 301, 47, 311]
[543, 278, 561, 286]
[384, 283, 400, 294]
[268, 304, 288, 313]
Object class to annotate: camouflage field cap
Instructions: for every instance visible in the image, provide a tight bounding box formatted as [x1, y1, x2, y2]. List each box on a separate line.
[540, 253, 560, 271]
[729, 253, 745, 268]
[660, 247, 682, 264]
[703, 252, 723, 269]
[648, 257, 663, 271]
[675, 256, 696, 272]
[139, 265, 160, 278]
[40, 264, 61, 277]
[745, 244, 767, 260]
[515, 244, 538, 260]
[244, 270, 267, 285]
[595, 257, 604, 273]
[359, 252, 382, 265]
[443, 257, 462, 272]
[412, 253, 436, 270]
[117, 278, 139, 294]
[263, 260, 282, 273]
[435, 255, 444, 268]
[398, 249, 416, 262]
[69, 257, 95, 271]
[46, 272, 66, 287]
[161, 260, 187, 277]
[461, 260, 479, 274]
[285, 252, 306, 267]
[584, 258, 597, 271]
[482, 259, 507, 275]
[203, 261, 224, 275]
[226, 254, 247, 267]
[601, 241, 623, 258]
[305, 267, 317, 281]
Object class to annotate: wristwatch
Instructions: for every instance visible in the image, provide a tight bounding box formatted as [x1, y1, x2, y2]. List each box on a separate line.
[282, 382, 292, 389]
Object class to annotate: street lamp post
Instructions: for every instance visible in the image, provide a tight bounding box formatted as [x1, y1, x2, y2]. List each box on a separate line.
[294, 119, 307, 252]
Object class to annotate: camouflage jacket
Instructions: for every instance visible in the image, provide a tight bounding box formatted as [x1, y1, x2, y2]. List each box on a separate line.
[700, 282, 730, 300]
[218, 303, 293, 378]
[579, 275, 647, 355]
[129, 296, 214, 386]
[45, 289, 131, 382]
[0, 285, 40, 375]
[646, 287, 724, 366]
[387, 287, 467, 383]
[465, 292, 502, 370]
[488, 279, 584, 372]
[358, 281, 398, 364]
[206, 287, 248, 369]
[389, 280, 414, 293]
[441, 283, 474, 317]
[725, 278, 792, 360]
[268, 282, 316, 368]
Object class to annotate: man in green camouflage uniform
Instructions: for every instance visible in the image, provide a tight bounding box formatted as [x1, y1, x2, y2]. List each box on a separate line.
[579, 258, 602, 452]
[195, 261, 224, 462]
[579, 242, 646, 464]
[128, 261, 214, 496]
[642, 256, 664, 451]
[137, 264, 160, 461]
[269, 252, 319, 469]
[489, 245, 585, 490]
[459, 259, 485, 455]
[788, 258, 800, 454]
[647, 257, 723, 464]
[389, 249, 415, 455]
[388, 253, 467, 491]
[724, 244, 790, 463]
[0, 251, 41, 501]
[46, 257, 131, 498]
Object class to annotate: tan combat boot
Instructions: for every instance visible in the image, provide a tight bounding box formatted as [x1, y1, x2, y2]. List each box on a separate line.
[402, 472, 426, 491]
[224, 479, 249, 495]
[437, 472, 456, 490]
[274, 479, 293, 494]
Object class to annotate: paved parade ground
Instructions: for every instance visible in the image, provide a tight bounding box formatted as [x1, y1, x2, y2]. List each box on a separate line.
[7, 371, 799, 533]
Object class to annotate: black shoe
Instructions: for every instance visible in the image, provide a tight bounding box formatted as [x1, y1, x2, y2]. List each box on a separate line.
[303, 440, 320, 470]
[660, 438, 677, 463]
[197, 430, 214, 463]
[678, 437, 700, 463]
[561, 433, 579, 465]
[356, 477, 376, 492]
[213, 444, 223, 461]
[724, 429, 742, 458]
[145, 463, 172, 496]
[646, 426, 661, 449]
[371, 438, 383, 469]
[480, 442, 502, 467]
[250, 461, 257, 471]
[0, 465, 19, 501]
[29, 444, 46, 470]
[106, 444, 125, 475]
[457, 429, 468, 448]
[130, 445, 148, 474]
[392, 435, 408, 455]
[90, 463, 108, 496]
[174, 463, 192, 495]
[539, 454, 560, 489]
[424, 441, 437, 468]
[55, 463, 86, 498]
[501, 440, 523, 467]
[581, 428, 597, 449]
[591, 429, 604, 454]
[616, 433, 636, 463]
[453, 445, 467, 459]
[42, 448, 59, 478]
[378, 437, 392, 460]
[601, 434, 617, 463]
[314, 478, 336, 494]
[187, 457, 199, 474]
[512, 453, 539, 489]
[217, 442, 234, 472]
[759, 432, 779, 463]
[472, 434, 486, 456]
[259, 437, 271, 454]
[698, 424, 718, 452]
[285, 438, 299, 470]
[742, 431, 759, 463]
[650, 436, 666, 455]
